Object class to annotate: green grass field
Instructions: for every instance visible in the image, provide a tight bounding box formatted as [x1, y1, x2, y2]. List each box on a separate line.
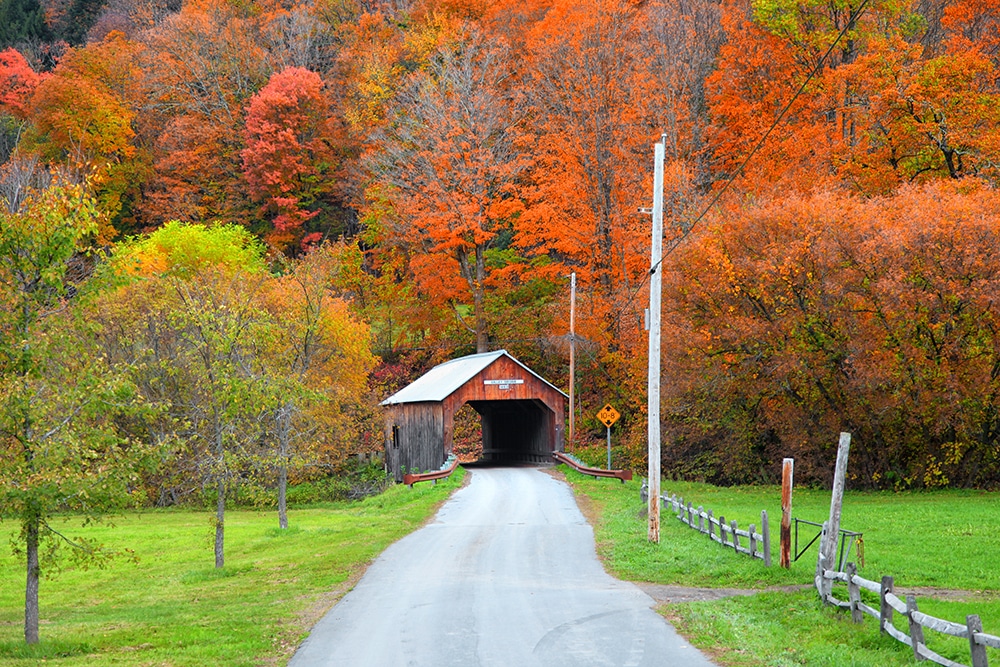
[4, 465, 998, 667]
[0, 469, 464, 666]
[562, 469, 1000, 666]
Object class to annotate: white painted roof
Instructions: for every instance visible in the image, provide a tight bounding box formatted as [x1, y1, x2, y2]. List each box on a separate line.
[380, 350, 567, 405]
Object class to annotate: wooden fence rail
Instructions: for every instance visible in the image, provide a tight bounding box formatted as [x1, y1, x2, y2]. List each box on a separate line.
[641, 481, 770, 566]
[821, 565, 1000, 666]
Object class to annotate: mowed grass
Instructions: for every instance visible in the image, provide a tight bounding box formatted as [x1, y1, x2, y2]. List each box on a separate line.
[562, 468, 1000, 666]
[0, 469, 464, 666]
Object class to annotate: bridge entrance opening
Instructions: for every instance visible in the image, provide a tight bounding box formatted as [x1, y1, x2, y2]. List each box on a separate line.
[463, 398, 555, 465]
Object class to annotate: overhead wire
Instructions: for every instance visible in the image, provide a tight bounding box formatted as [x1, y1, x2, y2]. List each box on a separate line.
[369, 1, 873, 367]
[612, 0, 873, 322]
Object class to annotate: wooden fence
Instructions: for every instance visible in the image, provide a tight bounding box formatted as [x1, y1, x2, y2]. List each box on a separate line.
[820, 564, 1000, 666]
[641, 482, 771, 566]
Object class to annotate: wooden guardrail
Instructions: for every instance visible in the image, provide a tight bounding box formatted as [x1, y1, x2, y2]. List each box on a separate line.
[403, 455, 460, 487]
[820, 564, 1000, 666]
[552, 451, 633, 482]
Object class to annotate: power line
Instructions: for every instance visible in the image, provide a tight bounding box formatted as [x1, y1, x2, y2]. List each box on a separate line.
[614, 0, 873, 320]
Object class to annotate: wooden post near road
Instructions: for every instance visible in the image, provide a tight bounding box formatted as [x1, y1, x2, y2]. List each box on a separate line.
[816, 433, 851, 598]
[780, 458, 794, 568]
[647, 137, 665, 543]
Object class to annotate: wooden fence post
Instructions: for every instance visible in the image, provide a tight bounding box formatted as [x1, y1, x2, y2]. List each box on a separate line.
[731, 520, 740, 554]
[880, 576, 894, 635]
[761, 510, 771, 567]
[748, 524, 757, 559]
[697, 506, 704, 532]
[907, 595, 925, 662]
[846, 562, 863, 624]
[687, 501, 694, 526]
[781, 458, 794, 569]
[816, 521, 828, 599]
[719, 516, 727, 546]
[707, 510, 715, 541]
[968, 615, 988, 667]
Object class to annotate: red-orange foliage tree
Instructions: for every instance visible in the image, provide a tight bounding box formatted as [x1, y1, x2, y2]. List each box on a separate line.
[665, 181, 1000, 488]
[0, 48, 41, 117]
[139, 0, 274, 225]
[366, 23, 528, 353]
[242, 66, 349, 253]
[21, 32, 147, 237]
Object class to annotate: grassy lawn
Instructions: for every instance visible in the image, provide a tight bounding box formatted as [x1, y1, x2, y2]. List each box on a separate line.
[561, 467, 1000, 666]
[0, 469, 464, 666]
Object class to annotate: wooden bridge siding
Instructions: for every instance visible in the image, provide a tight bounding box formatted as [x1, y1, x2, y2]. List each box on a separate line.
[384, 402, 446, 482]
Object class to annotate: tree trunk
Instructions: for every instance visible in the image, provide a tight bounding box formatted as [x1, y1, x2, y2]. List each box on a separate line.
[24, 515, 39, 644]
[278, 464, 288, 530]
[215, 477, 225, 569]
[277, 404, 290, 530]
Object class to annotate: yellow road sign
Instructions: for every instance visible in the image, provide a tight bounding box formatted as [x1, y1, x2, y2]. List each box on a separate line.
[597, 404, 620, 428]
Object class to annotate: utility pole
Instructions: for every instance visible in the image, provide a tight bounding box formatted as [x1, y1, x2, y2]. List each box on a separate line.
[647, 137, 665, 543]
[568, 272, 576, 449]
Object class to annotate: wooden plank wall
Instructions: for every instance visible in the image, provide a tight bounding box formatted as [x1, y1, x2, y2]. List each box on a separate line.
[384, 402, 445, 482]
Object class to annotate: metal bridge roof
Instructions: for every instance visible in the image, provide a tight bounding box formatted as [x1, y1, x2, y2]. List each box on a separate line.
[380, 350, 567, 405]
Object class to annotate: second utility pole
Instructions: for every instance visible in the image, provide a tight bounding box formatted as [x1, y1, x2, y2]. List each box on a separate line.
[568, 271, 576, 449]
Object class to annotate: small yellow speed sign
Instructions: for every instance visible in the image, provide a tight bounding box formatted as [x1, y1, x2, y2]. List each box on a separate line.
[597, 404, 620, 428]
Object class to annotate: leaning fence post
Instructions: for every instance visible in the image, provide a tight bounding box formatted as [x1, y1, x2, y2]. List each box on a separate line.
[846, 562, 863, 624]
[761, 510, 772, 567]
[968, 615, 988, 667]
[817, 433, 851, 596]
[906, 595, 925, 662]
[879, 576, 894, 635]
[731, 520, 740, 554]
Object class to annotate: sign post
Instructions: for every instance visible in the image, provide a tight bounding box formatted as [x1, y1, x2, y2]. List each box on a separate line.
[596, 404, 620, 470]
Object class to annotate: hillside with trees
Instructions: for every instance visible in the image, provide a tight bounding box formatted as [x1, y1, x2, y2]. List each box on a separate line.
[2, 0, 1000, 527]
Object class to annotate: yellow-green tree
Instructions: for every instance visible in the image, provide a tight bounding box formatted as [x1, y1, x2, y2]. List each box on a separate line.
[0, 161, 155, 645]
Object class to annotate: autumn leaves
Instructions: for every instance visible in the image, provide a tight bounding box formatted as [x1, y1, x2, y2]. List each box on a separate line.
[1, 0, 1000, 488]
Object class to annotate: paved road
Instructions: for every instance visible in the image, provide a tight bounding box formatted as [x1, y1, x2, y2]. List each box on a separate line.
[288, 466, 717, 667]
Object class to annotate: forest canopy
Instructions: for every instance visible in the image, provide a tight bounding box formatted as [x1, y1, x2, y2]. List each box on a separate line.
[1, 0, 1000, 491]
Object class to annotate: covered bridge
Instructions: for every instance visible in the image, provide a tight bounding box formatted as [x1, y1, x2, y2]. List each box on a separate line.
[381, 350, 567, 482]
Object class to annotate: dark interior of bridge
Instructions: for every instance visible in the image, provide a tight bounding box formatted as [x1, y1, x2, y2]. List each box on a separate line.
[465, 398, 555, 464]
